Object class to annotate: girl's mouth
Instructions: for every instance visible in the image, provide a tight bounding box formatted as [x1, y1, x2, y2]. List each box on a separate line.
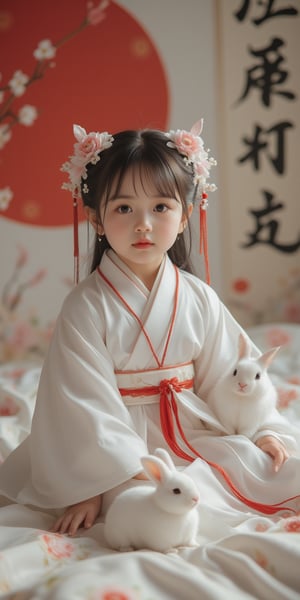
[132, 240, 153, 248]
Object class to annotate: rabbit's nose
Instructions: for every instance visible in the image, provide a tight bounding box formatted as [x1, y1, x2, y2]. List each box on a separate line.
[192, 496, 200, 505]
[238, 382, 247, 391]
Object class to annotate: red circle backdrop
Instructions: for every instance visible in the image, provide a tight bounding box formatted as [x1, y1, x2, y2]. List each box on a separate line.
[0, 0, 169, 226]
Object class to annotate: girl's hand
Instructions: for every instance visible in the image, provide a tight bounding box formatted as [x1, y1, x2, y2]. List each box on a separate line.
[50, 494, 102, 536]
[256, 435, 290, 472]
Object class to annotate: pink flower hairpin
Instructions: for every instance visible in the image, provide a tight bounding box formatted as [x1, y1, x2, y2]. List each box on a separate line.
[61, 124, 114, 199]
[166, 119, 217, 195]
[167, 119, 217, 285]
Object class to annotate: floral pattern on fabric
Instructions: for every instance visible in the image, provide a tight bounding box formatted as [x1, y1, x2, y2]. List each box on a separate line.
[0, 322, 299, 598]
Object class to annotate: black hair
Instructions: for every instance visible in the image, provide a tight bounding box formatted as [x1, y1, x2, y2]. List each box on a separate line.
[81, 129, 197, 274]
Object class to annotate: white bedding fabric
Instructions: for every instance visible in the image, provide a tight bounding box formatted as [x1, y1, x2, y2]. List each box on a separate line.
[0, 323, 299, 599]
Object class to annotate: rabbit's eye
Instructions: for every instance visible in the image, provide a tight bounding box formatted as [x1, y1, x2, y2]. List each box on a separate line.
[255, 372, 261, 380]
[233, 369, 237, 376]
[172, 488, 181, 495]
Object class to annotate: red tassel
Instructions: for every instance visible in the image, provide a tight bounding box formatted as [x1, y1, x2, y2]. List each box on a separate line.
[159, 379, 194, 462]
[73, 199, 79, 284]
[200, 194, 210, 285]
[160, 382, 297, 515]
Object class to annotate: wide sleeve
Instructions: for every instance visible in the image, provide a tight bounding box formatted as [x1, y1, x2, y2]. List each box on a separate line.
[9, 283, 148, 508]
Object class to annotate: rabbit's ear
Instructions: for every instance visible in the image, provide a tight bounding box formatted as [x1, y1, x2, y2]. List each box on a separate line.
[258, 346, 280, 370]
[140, 455, 170, 484]
[153, 448, 175, 471]
[238, 333, 251, 360]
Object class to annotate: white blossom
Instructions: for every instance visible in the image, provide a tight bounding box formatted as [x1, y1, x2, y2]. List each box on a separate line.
[18, 105, 38, 126]
[0, 187, 13, 211]
[33, 39, 56, 60]
[0, 125, 12, 149]
[8, 70, 29, 97]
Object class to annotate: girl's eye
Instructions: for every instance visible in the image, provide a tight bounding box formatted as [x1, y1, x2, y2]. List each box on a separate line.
[154, 203, 168, 213]
[117, 205, 132, 214]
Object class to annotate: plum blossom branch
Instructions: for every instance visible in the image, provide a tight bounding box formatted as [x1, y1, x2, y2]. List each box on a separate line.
[0, 1, 110, 209]
[0, 1, 109, 133]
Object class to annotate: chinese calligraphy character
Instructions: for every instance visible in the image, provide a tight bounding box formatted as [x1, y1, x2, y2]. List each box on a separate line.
[242, 190, 300, 252]
[238, 37, 296, 106]
[234, 0, 298, 25]
[238, 121, 293, 173]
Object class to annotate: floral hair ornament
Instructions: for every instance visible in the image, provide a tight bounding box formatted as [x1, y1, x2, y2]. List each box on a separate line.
[61, 124, 114, 283]
[61, 120, 216, 285]
[166, 119, 217, 284]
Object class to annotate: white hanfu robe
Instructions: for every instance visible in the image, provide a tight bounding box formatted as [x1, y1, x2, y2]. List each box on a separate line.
[0, 250, 299, 513]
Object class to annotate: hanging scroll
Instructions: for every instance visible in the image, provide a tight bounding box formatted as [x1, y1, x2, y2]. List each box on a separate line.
[217, 0, 300, 325]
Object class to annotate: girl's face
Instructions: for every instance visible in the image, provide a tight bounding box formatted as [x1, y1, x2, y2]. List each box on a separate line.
[97, 167, 191, 288]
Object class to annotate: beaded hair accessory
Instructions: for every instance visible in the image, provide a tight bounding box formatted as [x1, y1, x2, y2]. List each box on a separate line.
[61, 121, 216, 284]
[61, 125, 114, 282]
[166, 119, 217, 284]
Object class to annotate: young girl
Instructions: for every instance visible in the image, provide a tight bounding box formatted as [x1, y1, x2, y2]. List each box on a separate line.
[0, 121, 298, 536]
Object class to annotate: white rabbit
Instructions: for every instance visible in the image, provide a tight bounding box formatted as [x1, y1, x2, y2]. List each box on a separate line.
[206, 333, 280, 438]
[104, 447, 200, 553]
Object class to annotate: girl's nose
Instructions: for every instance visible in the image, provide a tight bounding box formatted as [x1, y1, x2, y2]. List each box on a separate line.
[135, 213, 152, 232]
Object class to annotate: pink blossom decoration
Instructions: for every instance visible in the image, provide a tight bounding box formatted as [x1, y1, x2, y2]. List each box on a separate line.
[61, 124, 114, 198]
[0, 396, 20, 417]
[168, 128, 203, 160]
[284, 301, 300, 323]
[41, 533, 75, 559]
[266, 327, 291, 348]
[27, 268, 47, 287]
[255, 522, 270, 532]
[282, 517, 300, 533]
[277, 388, 298, 410]
[288, 376, 300, 386]
[16, 245, 28, 268]
[87, 0, 110, 25]
[6, 321, 40, 355]
[89, 587, 138, 600]
[166, 119, 217, 193]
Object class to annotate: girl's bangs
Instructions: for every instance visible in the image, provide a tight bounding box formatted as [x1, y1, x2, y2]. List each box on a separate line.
[112, 156, 182, 201]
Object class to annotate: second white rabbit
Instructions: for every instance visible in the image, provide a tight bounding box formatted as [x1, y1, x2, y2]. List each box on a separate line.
[206, 333, 280, 438]
[104, 447, 200, 553]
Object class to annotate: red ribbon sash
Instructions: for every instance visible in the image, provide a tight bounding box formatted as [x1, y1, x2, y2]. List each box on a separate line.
[120, 376, 298, 515]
